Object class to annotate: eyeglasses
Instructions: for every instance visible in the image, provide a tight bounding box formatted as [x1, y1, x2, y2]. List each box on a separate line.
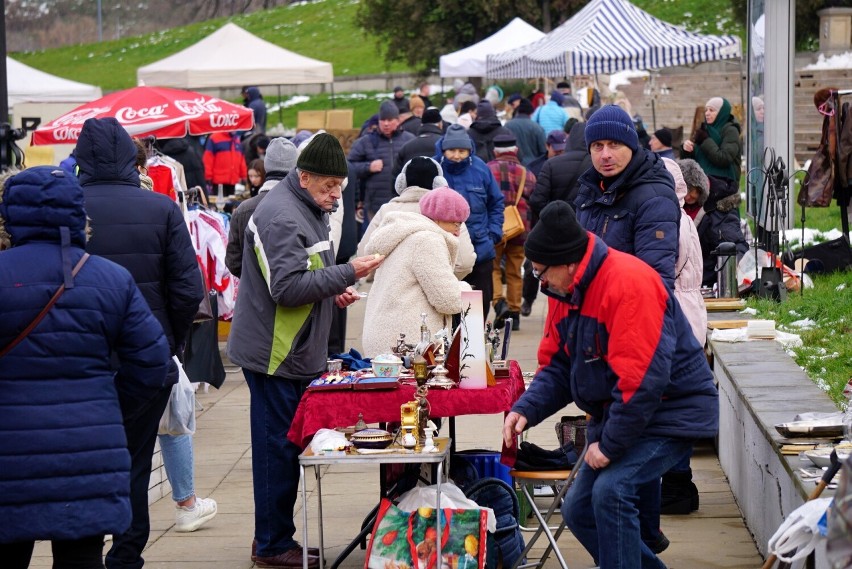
[532, 265, 550, 282]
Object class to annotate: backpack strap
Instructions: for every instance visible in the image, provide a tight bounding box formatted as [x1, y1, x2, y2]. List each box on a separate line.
[0, 253, 89, 359]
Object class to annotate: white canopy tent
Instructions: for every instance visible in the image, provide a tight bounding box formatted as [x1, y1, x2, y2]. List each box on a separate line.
[439, 18, 545, 78]
[137, 23, 333, 88]
[7, 57, 102, 109]
[486, 0, 741, 79]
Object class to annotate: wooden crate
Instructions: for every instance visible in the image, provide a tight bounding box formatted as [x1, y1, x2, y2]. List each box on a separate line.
[325, 109, 354, 131]
[297, 110, 326, 131]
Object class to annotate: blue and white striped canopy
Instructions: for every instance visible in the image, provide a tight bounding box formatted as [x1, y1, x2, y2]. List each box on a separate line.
[486, 0, 741, 79]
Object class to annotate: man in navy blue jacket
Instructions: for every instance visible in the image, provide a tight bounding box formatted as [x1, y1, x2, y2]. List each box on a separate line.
[77, 117, 204, 569]
[503, 202, 717, 569]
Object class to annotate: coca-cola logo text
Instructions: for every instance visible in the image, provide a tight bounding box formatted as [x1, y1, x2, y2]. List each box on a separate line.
[210, 113, 242, 127]
[174, 98, 224, 117]
[115, 104, 170, 124]
[50, 107, 112, 127]
[50, 126, 84, 141]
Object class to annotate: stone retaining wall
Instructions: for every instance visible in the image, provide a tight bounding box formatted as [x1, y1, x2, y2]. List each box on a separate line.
[711, 323, 839, 567]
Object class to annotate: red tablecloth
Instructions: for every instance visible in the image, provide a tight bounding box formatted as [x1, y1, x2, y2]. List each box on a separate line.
[288, 360, 525, 449]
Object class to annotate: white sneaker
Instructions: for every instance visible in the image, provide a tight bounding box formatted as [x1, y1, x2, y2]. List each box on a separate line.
[175, 497, 217, 532]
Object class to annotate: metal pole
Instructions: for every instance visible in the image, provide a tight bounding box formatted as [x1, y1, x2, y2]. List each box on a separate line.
[330, 82, 336, 110]
[0, 0, 8, 124]
[277, 85, 283, 127]
[97, 0, 103, 42]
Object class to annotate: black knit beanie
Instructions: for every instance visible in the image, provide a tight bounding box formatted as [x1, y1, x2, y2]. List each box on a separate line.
[296, 133, 348, 178]
[524, 201, 589, 266]
[405, 156, 440, 189]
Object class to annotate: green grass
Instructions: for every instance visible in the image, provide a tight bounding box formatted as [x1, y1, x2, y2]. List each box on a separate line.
[12, 0, 407, 92]
[745, 272, 852, 407]
[12, 0, 741, 93]
[741, 184, 850, 405]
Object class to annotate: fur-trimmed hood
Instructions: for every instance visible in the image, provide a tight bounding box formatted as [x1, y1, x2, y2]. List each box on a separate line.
[677, 158, 709, 207]
[714, 190, 742, 213]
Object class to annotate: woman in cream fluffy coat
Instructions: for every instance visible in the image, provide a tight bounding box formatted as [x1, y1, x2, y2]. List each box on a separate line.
[357, 156, 475, 279]
[362, 187, 472, 357]
[662, 157, 707, 345]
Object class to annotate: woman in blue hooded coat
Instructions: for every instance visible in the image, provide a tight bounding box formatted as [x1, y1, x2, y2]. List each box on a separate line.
[434, 123, 504, 316]
[0, 167, 170, 567]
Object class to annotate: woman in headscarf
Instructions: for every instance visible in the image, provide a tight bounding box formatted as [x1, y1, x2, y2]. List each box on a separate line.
[681, 96, 743, 192]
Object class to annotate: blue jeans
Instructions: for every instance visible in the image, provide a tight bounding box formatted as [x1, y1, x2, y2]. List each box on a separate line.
[159, 434, 194, 502]
[562, 436, 692, 569]
[243, 369, 308, 557]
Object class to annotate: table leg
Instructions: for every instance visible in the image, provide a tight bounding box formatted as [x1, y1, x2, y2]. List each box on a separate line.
[436, 458, 443, 569]
[317, 466, 325, 569]
[301, 465, 309, 569]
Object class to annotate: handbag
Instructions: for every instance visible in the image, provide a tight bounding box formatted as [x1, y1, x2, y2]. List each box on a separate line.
[0, 254, 89, 358]
[194, 289, 214, 323]
[798, 100, 836, 208]
[500, 164, 528, 242]
[193, 263, 214, 323]
[158, 356, 197, 436]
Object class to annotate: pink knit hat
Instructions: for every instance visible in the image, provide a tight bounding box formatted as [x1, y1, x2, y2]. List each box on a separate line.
[419, 186, 470, 223]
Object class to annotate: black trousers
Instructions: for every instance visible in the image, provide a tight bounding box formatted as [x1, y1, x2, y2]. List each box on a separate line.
[105, 379, 173, 569]
[522, 258, 539, 304]
[0, 535, 105, 569]
[328, 303, 347, 356]
[463, 259, 494, 319]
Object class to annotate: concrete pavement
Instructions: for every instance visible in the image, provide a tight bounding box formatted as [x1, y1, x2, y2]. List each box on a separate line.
[31, 285, 764, 568]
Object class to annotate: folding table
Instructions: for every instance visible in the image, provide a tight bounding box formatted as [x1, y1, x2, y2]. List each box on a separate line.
[299, 438, 451, 569]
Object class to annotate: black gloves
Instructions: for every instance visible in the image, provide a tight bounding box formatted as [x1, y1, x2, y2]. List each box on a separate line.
[693, 125, 709, 145]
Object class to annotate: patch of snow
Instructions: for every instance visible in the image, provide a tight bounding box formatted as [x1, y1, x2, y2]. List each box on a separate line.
[281, 95, 311, 108]
[804, 52, 852, 70]
[789, 318, 817, 329]
[608, 70, 649, 93]
[782, 227, 846, 248]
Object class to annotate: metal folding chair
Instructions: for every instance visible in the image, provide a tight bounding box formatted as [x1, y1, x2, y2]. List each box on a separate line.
[510, 418, 588, 569]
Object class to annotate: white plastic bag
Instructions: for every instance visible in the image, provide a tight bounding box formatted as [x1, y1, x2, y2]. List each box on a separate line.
[309, 428, 351, 454]
[158, 356, 196, 435]
[767, 497, 832, 562]
[397, 482, 496, 532]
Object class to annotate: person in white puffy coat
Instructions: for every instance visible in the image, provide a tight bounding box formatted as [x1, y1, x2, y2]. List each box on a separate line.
[357, 157, 475, 279]
[663, 157, 707, 346]
[362, 187, 473, 357]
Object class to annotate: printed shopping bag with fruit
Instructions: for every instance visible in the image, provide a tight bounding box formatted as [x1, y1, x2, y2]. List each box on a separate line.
[365, 498, 487, 569]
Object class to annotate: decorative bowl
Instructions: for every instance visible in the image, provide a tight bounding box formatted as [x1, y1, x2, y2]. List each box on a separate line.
[372, 354, 403, 378]
[349, 428, 394, 450]
[804, 447, 850, 468]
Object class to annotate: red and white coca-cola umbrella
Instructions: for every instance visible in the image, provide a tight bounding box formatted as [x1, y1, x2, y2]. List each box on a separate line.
[31, 85, 254, 145]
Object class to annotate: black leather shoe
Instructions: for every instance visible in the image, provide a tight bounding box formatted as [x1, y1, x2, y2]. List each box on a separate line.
[520, 300, 532, 317]
[649, 531, 670, 554]
[256, 547, 320, 569]
[493, 299, 509, 327]
[252, 541, 319, 564]
[508, 312, 520, 330]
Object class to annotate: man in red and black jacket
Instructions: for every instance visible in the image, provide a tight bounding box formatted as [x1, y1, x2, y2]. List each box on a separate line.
[503, 202, 717, 569]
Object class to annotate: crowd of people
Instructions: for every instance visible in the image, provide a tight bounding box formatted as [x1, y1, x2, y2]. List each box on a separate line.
[0, 78, 750, 569]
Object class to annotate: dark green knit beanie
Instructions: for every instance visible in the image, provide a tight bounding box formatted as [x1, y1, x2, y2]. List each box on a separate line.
[296, 132, 348, 177]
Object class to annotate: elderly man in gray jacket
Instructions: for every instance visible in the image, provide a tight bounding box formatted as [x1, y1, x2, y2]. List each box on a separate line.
[228, 133, 383, 568]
